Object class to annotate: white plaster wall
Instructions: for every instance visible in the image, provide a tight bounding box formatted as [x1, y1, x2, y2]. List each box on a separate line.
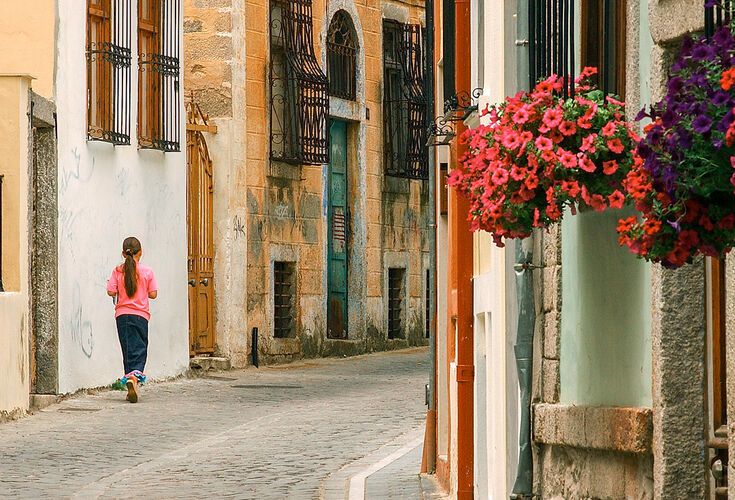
[0, 76, 31, 413]
[55, 1, 189, 393]
[471, 0, 520, 497]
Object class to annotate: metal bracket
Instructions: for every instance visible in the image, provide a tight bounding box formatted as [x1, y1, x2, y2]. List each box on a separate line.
[513, 262, 542, 273]
[443, 87, 483, 121]
[426, 115, 455, 147]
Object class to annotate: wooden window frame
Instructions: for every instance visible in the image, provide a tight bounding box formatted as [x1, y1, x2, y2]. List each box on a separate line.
[137, 0, 180, 152]
[87, 0, 131, 144]
[88, 0, 113, 140]
[707, 257, 728, 496]
[138, 0, 161, 149]
[580, 0, 627, 98]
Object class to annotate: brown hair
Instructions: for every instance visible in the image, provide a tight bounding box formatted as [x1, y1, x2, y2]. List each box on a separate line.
[122, 237, 142, 297]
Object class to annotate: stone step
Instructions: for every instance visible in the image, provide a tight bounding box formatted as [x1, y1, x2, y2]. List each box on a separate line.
[29, 394, 61, 411]
[189, 356, 231, 372]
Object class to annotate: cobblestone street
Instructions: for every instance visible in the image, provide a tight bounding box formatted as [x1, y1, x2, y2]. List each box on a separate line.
[0, 348, 446, 499]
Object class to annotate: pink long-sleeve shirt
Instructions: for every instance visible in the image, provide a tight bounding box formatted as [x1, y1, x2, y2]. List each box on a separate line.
[107, 263, 158, 321]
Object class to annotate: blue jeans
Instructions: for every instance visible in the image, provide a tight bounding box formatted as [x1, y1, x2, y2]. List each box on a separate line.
[115, 314, 149, 375]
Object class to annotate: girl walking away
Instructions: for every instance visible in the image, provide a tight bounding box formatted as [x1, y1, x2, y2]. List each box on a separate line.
[106, 237, 158, 403]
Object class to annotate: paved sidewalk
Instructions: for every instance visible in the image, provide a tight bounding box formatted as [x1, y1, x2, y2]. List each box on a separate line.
[0, 348, 447, 499]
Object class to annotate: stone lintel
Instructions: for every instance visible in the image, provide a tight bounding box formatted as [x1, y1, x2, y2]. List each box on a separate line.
[30, 91, 55, 129]
[533, 403, 652, 454]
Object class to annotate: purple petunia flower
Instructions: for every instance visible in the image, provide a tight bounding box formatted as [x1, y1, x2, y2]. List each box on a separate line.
[668, 76, 684, 93]
[635, 108, 650, 122]
[714, 27, 734, 49]
[692, 44, 716, 61]
[679, 36, 695, 59]
[692, 115, 713, 134]
[713, 90, 731, 107]
[662, 109, 677, 127]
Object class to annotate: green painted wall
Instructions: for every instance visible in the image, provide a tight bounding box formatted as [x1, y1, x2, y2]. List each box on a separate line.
[560, 209, 652, 407]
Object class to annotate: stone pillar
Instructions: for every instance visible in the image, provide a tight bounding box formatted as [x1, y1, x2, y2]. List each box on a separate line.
[650, 262, 707, 498]
[30, 91, 58, 395]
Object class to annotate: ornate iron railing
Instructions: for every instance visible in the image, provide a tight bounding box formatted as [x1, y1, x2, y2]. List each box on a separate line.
[87, 0, 131, 145]
[138, 0, 181, 152]
[327, 10, 357, 100]
[270, 0, 329, 165]
[383, 21, 429, 180]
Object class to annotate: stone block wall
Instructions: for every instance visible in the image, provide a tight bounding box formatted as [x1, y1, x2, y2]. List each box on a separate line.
[533, 1, 720, 497]
[185, 0, 429, 365]
[532, 223, 655, 499]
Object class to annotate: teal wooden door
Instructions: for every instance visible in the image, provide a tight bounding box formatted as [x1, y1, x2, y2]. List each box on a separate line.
[328, 120, 348, 339]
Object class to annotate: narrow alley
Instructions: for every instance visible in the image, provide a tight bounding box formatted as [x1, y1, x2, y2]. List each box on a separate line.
[0, 348, 444, 499]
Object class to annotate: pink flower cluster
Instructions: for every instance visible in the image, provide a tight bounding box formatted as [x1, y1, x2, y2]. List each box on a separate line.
[448, 68, 638, 247]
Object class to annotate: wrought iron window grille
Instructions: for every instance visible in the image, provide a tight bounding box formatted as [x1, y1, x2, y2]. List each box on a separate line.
[138, 0, 181, 152]
[528, 0, 576, 96]
[87, 0, 132, 145]
[327, 11, 357, 100]
[706, 0, 734, 37]
[269, 0, 329, 166]
[383, 20, 429, 180]
[388, 268, 406, 339]
[274, 261, 296, 339]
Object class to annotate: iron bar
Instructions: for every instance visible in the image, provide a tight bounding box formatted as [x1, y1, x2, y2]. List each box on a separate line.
[269, 0, 328, 165]
[528, 0, 575, 95]
[327, 11, 357, 100]
[87, 0, 131, 145]
[138, 0, 180, 152]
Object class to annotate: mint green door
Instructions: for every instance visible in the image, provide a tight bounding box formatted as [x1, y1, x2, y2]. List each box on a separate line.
[328, 120, 348, 339]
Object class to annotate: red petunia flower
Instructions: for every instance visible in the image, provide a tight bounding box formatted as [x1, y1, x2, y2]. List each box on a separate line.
[607, 138, 625, 154]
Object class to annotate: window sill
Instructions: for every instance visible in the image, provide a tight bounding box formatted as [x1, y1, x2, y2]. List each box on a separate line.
[533, 403, 652, 454]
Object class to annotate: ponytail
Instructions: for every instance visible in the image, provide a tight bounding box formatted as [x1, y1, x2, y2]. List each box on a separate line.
[121, 237, 141, 297]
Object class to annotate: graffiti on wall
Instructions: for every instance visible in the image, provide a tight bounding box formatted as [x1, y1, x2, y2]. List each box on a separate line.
[68, 283, 94, 358]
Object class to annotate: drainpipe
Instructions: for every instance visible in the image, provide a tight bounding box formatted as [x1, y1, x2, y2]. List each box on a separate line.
[422, 0, 438, 475]
[511, 5, 535, 496]
[453, 0, 474, 498]
[511, 239, 535, 498]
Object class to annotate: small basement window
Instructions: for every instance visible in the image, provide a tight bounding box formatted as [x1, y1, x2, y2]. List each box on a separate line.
[274, 261, 296, 338]
[388, 268, 406, 339]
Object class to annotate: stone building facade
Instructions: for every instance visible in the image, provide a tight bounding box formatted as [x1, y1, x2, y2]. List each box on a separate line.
[532, 0, 731, 497]
[183, 0, 430, 366]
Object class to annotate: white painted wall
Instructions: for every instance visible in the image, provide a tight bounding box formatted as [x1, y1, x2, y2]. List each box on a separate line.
[471, 0, 521, 497]
[54, 1, 189, 393]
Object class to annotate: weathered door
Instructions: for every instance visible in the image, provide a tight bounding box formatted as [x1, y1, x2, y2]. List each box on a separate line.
[186, 101, 216, 355]
[327, 120, 348, 339]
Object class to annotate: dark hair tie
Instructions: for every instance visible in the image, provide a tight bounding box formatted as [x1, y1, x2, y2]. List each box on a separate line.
[125, 249, 133, 256]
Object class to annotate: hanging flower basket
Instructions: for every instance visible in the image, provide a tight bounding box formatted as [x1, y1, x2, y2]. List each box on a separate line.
[618, 24, 735, 268]
[448, 68, 639, 247]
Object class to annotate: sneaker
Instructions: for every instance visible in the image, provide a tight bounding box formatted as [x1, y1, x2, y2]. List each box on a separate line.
[126, 377, 139, 403]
